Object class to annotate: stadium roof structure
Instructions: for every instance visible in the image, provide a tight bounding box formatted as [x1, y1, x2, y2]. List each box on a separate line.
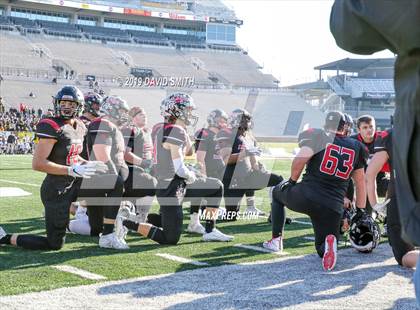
[314, 58, 395, 73]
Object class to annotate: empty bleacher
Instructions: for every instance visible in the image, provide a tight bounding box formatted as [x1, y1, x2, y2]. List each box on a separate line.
[33, 39, 131, 77]
[79, 25, 131, 43]
[39, 20, 83, 39]
[9, 17, 41, 34]
[0, 16, 14, 31]
[129, 30, 170, 46]
[252, 92, 325, 137]
[187, 50, 278, 88]
[0, 33, 52, 71]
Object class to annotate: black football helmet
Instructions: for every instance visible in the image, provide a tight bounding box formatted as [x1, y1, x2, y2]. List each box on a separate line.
[344, 113, 354, 136]
[100, 95, 130, 125]
[229, 108, 252, 131]
[324, 111, 346, 132]
[160, 92, 198, 126]
[207, 109, 228, 129]
[84, 92, 103, 117]
[53, 86, 84, 119]
[349, 209, 380, 253]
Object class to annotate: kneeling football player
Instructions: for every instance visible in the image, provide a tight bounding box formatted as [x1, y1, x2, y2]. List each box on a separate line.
[116, 92, 233, 244]
[263, 111, 368, 271]
[0, 86, 106, 250]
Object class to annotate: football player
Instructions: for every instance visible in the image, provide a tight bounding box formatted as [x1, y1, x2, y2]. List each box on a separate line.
[191, 109, 228, 232]
[116, 92, 233, 244]
[216, 109, 283, 220]
[0, 86, 106, 250]
[263, 111, 368, 271]
[121, 107, 157, 224]
[351, 115, 390, 201]
[366, 129, 419, 268]
[68, 92, 103, 233]
[76, 95, 130, 249]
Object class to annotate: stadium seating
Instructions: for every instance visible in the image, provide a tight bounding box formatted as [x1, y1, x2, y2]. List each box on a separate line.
[252, 92, 325, 137]
[78, 25, 131, 43]
[39, 20, 83, 39]
[130, 30, 170, 46]
[186, 50, 277, 88]
[345, 78, 394, 97]
[0, 33, 52, 71]
[9, 17, 41, 34]
[0, 16, 14, 31]
[32, 39, 131, 78]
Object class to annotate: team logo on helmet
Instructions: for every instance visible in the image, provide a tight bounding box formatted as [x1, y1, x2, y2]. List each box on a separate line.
[100, 96, 130, 125]
[53, 86, 84, 120]
[160, 92, 198, 126]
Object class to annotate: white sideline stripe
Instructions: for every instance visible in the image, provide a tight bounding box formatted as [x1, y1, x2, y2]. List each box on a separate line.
[0, 179, 39, 187]
[234, 244, 289, 256]
[155, 253, 209, 266]
[292, 220, 312, 226]
[52, 265, 107, 280]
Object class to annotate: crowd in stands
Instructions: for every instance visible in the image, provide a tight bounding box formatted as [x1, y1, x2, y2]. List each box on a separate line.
[0, 99, 42, 154]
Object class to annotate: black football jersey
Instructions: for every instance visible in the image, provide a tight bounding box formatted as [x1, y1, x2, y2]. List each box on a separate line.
[215, 128, 252, 181]
[374, 129, 394, 195]
[78, 115, 93, 160]
[154, 123, 187, 180]
[299, 128, 368, 207]
[121, 126, 153, 166]
[35, 117, 86, 178]
[194, 128, 225, 178]
[87, 117, 127, 174]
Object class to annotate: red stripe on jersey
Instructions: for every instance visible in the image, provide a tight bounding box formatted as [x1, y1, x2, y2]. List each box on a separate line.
[38, 118, 61, 132]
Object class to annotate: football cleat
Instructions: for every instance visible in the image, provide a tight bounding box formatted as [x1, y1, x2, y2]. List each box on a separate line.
[186, 222, 206, 235]
[99, 233, 129, 250]
[245, 206, 266, 216]
[203, 228, 233, 242]
[263, 237, 283, 252]
[322, 234, 337, 271]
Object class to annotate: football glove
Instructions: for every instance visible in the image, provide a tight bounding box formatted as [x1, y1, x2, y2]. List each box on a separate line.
[185, 170, 197, 185]
[372, 199, 390, 218]
[279, 178, 296, 192]
[68, 161, 108, 178]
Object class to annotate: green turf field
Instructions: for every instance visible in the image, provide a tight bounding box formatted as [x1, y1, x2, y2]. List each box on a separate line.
[0, 153, 353, 296]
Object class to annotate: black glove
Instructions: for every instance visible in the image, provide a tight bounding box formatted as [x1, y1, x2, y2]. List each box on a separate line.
[140, 159, 153, 170]
[279, 178, 297, 192]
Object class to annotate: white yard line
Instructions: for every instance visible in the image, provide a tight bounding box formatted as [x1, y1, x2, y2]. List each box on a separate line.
[292, 220, 312, 226]
[52, 265, 107, 280]
[155, 253, 209, 266]
[0, 179, 39, 187]
[234, 244, 289, 256]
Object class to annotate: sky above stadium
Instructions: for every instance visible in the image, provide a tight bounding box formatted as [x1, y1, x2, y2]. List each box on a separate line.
[224, 0, 394, 86]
